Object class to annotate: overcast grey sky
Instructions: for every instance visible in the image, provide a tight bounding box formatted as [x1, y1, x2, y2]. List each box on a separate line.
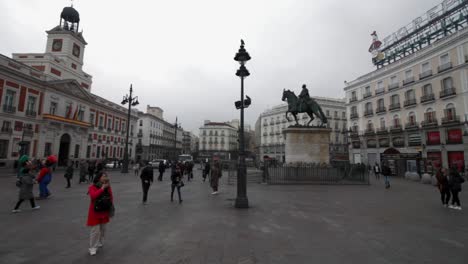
[0, 0, 442, 134]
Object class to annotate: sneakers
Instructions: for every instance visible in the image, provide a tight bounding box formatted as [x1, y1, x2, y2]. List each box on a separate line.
[448, 205, 456, 209]
[211, 191, 218, 195]
[97, 242, 103, 248]
[11, 209, 21, 213]
[454, 206, 462, 210]
[89, 248, 97, 256]
[32, 206, 41, 210]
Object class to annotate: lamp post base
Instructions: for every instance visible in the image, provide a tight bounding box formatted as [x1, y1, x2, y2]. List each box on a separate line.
[234, 196, 249, 208]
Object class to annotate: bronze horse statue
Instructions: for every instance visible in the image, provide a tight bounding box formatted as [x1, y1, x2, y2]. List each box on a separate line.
[281, 89, 328, 126]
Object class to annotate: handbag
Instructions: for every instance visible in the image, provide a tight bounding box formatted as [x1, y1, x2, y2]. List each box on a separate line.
[94, 191, 112, 212]
[178, 181, 185, 187]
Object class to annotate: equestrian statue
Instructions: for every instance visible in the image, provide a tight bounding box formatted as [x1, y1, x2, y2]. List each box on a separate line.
[281, 84, 328, 126]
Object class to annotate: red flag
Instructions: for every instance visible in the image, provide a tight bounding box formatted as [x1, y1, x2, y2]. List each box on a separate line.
[72, 105, 79, 120]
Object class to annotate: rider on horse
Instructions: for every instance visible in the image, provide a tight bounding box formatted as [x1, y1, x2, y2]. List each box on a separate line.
[299, 84, 311, 112]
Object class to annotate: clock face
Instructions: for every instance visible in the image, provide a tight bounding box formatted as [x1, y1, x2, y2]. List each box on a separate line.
[52, 39, 62, 52]
[72, 43, 81, 57]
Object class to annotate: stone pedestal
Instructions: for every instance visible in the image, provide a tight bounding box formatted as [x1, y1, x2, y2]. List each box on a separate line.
[284, 127, 332, 164]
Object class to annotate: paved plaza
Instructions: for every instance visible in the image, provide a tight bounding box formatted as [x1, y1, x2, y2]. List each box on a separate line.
[0, 169, 467, 264]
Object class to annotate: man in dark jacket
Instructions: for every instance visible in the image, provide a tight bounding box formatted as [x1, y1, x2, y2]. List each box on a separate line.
[158, 161, 165, 181]
[448, 166, 465, 210]
[381, 162, 391, 189]
[140, 162, 154, 205]
[203, 161, 211, 182]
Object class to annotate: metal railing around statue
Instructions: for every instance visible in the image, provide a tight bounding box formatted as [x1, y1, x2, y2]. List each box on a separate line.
[263, 161, 369, 185]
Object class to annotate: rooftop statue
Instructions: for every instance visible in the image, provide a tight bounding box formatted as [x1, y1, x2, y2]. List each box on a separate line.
[281, 84, 328, 126]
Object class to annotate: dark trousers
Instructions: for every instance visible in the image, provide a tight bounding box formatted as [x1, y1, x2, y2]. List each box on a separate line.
[158, 171, 164, 181]
[440, 188, 451, 205]
[375, 172, 380, 179]
[171, 184, 182, 202]
[14, 198, 36, 210]
[212, 185, 218, 192]
[88, 171, 94, 182]
[66, 178, 71, 188]
[451, 190, 461, 206]
[142, 181, 150, 202]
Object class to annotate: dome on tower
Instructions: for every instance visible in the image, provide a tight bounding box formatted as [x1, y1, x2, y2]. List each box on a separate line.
[61, 6, 80, 23]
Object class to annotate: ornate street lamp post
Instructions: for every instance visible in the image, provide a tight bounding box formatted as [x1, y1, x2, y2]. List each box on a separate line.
[174, 117, 181, 161]
[121, 84, 139, 173]
[234, 39, 251, 208]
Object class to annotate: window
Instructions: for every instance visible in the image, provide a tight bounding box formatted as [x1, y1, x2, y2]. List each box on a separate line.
[140, 120, 143, 126]
[377, 81, 384, 90]
[421, 62, 431, 73]
[86, 145, 91, 158]
[26, 96, 36, 113]
[391, 94, 400, 105]
[393, 115, 401, 127]
[406, 90, 415, 100]
[422, 84, 432, 95]
[342, 112, 346, 119]
[108, 118, 112, 129]
[377, 98, 385, 108]
[0, 139, 8, 158]
[408, 112, 416, 124]
[445, 103, 456, 120]
[440, 53, 450, 65]
[334, 122, 339, 129]
[365, 102, 372, 112]
[49, 102, 57, 115]
[89, 113, 95, 124]
[351, 106, 357, 114]
[326, 110, 330, 117]
[96, 146, 101, 158]
[74, 144, 80, 158]
[390, 76, 398, 84]
[44, 142, 52, 157]
[442, 77, 453, 90]
[4, 90, 15, 106]
[405, 69, 413, 79]
[77, 106, 84, 121]
[380, 118, 386, 128]
[334, 111, 338, 118]
[99, 116, 104, 127]
[65, 102, 72, 118]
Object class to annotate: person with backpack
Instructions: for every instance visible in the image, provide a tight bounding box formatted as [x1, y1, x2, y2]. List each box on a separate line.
[435, 168, 451, 207]
[64, 160, 74, 188]
[140, 162, 154, 205]
[12, 155, 40, 213]
[87, 172, 113, 256]
[381, 161, 391, 189]
[373, 163, 381, 180]
[448, 166, 465, 210]
[210, 157, 222, 195]
[37, 155, 57, 199]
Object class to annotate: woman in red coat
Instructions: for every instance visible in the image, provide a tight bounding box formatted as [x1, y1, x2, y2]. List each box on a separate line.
[87, 172, 113, 256]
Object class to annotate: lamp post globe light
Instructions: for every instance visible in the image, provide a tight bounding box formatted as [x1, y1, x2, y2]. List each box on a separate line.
[121, 84, 139, 173]
[234, 39, 251, 209]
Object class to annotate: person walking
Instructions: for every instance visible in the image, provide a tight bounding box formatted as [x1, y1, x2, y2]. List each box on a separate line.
[133, 162, 140, 177]
[96, 161, 104, 177]
[140, 162, 154, 205]
[79, 160, 88, 184]
[210, 157, 222, 195]
[64, 160, 74, 188]
[37, 155, 57, 199]
[203, 160, 211, 182]
[381, 161, 391, 189]
[448, 166, 465, 210]
[435, 168, 451, 207]
[12, 155, 40, 213]
[88, 161, 96, 182]
[158, 160, 165, 181]
[187, 161, 194, 181]
[170, 165, 183, 203]
[373, 163, 381, 180]
[87, 172, 113, 256]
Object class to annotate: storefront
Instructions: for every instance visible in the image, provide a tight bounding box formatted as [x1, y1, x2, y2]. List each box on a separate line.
[380, 148, 421, 177]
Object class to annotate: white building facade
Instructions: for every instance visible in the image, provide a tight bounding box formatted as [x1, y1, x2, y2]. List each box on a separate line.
[199, 120, 239, 160]
[344, 2, 468, 175]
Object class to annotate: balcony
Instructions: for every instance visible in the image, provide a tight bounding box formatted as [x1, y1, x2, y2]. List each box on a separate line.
[137, 132, 143, 138]
[349, 97, 358, 103]
[442, 114, 460, 125]
[420, 94, 435, 103]
[419, 70, 432, 79]
[390, 124, 403, 133]
[2, 105, 16, 113]
[403, 77, 415, 86]
[23, 129, 34, 138]
[438, 62, 452, 73]
[404, 98, 417, 107]
[439, 87, 456, 99]
[388, 83, 399, 91]
[107, 127, 112, 132]
[364, 109, 374, 117]
[376, 106, 386, 114]
[98, 126, 104, 130]
[25, 109, 37, 117]
[405, 121, 419, 130]
[421, 118, 438, 128]
[88, 135, 93, 142]
[376, 127, 388, 134]
[363, 92, 372, 99]
[375, 88, 385, 95]
[350, 113, 359, 119]
[0, 127, 13, 135]
[389, 102, 401, 111]
[364, 128, 375, 135]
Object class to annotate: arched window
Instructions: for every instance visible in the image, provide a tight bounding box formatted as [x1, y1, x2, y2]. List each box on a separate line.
[366, 120, 374, 131]
[444, 103, 456, 121]
[424, 107, 436, 123]
[408, 112, 416, 126]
